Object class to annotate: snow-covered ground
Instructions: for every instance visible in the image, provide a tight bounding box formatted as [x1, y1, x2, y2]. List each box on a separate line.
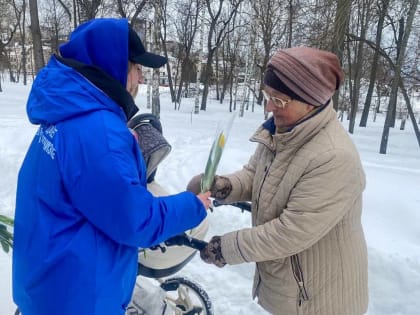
[1, 81, 419, 314]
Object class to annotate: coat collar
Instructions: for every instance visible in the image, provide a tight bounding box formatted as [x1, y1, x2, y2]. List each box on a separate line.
[250, 100, 337, 151]
[56, 55, 139, 121]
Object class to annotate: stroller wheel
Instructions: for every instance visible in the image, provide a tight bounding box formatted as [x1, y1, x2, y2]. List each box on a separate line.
[160, 277, 213, 315]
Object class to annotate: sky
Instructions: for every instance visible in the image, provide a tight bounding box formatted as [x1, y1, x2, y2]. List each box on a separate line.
[1, 80, 419, 315]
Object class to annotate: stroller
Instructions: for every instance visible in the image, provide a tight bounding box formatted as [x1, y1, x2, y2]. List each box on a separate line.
[126, 114, 212, 315]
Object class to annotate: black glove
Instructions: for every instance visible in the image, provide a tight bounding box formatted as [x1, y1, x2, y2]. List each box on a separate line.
[200, 236, 226, 268]
[186, 174, 232, 200]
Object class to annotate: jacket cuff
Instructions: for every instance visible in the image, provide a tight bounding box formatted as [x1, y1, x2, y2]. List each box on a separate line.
[221, 231, 247, 265]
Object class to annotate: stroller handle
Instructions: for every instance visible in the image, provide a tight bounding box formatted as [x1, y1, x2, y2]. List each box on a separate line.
[164, 232, 208, 251]
[159, 201, 252, 253]
[212, 200, 251, 212]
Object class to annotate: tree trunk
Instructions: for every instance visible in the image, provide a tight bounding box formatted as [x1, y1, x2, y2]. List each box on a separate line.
[157, 0, 176, 103]
[287, 0, 293, 48]
[151, 5, 162, 118]
[15, 0, 28, 85]
[380, 0, 418, 154]
[233, 73, 239, 111]
[330, 0, 351, 110]
[200, 0, 220, 111]
[387, 17, 405, 129]
[398, 80, 420, 149]
[215, 48, 220, 101]
[345, 41, 353, 120]
[239, 11, 256, 117]
[200, 57, 213, 111]
[29, 0, 45, 73]
[152, 68, 161, 119]
[194, 0, 205, 114]
[220, 41, 229, 104]
[72, 0, 77, 28]
[348, 0, 372, 134]
[360, 0, 389, 127]
[77, 0, 101, 23]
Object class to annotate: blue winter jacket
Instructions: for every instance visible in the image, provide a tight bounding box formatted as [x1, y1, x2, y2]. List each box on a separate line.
[13, 18, 207, 315]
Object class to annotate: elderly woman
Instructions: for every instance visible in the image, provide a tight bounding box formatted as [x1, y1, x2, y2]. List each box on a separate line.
[188, 46, 368, 315]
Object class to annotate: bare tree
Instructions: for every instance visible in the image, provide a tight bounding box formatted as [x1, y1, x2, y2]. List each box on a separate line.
[380, 0, 418, 154]
[347, 0, 375, 134]
[0, 1, 19, 91]
[359, 0, 390, 127]
[56, 0, 73, 26]
[6, 0, 26, 84]
[77, 0, 102, 23]
[252, 0, 287, 106]
[155, 0, 180, 105]
[115, 0, 148, 23]
[296, 1, 336, 49]
[200, 0, 244, 111]
[220, 28, 238, 109]
[221, 17, 241, 112]
[171, 0, 201, 108]
[42, 0, 72, 56]
[55, 0, 84, 29]
[244, 11, 259, 113]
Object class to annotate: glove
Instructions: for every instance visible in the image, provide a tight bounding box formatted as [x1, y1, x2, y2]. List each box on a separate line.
[200, 236, 226, 268]
[186, 174, 232, 200]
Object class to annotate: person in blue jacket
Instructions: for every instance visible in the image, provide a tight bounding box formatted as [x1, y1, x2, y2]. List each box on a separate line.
[12, 18, 210, 315]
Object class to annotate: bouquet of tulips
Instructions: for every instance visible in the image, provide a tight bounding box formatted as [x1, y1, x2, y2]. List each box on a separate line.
[201, 113, 236, 193]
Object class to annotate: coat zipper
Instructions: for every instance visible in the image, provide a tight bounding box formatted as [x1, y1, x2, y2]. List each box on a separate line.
[254, 154, 274, 219]
[254, 154, 275, 296]
[291, 254, 309, 306]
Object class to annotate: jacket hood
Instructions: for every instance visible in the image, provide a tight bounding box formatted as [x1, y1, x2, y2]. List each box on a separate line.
[59, 18, 129, 87]
[27, 18, 141, 125]
[26, 55, 124, 125]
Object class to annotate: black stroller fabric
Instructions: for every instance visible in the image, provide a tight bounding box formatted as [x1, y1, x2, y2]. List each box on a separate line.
[128, 114, 172, 183]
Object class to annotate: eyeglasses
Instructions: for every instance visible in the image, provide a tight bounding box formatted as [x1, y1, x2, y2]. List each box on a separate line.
[262, 90, 292, 109]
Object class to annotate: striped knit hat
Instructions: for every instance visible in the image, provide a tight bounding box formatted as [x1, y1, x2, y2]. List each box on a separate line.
[264, 46, 344, 106]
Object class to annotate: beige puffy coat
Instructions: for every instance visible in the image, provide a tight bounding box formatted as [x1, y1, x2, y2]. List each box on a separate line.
[220, 102, 368, 315]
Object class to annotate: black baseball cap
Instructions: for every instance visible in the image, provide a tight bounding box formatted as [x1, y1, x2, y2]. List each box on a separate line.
[128, 25, 167, 68]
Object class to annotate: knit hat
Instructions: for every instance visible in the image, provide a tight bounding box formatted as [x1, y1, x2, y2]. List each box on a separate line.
[264, 46, 344, 106]
[264, 68, 308, 104]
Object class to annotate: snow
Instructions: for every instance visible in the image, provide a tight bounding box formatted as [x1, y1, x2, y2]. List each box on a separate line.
[1, 80, 420, 315]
